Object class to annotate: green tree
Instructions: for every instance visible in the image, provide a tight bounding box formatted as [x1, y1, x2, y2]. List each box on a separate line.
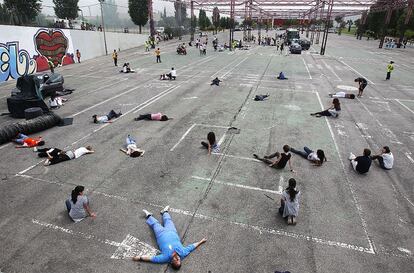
[4, 0, 41, 25]
[0, 4, 11, 24]
[128, 0, 148, 34]
[162, 7, 167, 19]
[53, 0, 79, 20]
[198, 9, 211, 30]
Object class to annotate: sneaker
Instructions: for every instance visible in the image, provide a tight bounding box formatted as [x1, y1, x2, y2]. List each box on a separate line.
[287, 216, 292, 225]
[142, 209, 152, 218]
[310, 113, 316, 116]
[253, 154, 259, 159]
[160, 205, 169, 215]
[33, 147, 38, 152]
[291, 216, 297, 225]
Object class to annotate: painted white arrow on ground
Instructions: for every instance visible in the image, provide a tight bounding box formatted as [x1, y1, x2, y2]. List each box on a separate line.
[32, 219, 158, 259]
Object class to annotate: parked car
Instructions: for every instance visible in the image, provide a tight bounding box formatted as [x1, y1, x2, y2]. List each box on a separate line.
[290, 43, 302, 54]
[299, 39, 311, 50]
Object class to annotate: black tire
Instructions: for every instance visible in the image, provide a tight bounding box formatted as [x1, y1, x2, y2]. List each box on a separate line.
[25, 107, 43, 120]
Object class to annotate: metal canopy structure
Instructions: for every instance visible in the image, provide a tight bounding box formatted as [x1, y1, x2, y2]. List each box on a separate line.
[159, 1, 413, 54]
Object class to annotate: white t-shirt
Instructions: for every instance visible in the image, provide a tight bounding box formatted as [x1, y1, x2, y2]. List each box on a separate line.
[74, 147, 90, 159]
[96, 116, 109, 123]
[333, 91, 346, 98]
[170, 70, 176, 77]
[307, 152, 319, 162]
[382, 152, 394, 169]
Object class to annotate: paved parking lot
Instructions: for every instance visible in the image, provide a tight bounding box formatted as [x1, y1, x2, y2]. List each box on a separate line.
[0, 31, 413, 273]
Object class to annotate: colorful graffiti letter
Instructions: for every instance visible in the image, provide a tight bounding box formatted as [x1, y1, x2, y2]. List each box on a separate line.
[0, 42, 37, 82]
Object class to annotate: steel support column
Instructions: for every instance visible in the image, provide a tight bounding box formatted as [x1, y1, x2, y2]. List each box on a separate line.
[320, 0, 333, 55]
[190, 0, 195, 41]
[229, 0, 235, 51]
[316, 0, 325, 44]
[306, 12, 311, 38]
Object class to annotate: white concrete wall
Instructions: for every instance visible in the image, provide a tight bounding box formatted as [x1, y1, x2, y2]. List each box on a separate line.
[70, 29, 148, 60]
[0, 25, 148, 83]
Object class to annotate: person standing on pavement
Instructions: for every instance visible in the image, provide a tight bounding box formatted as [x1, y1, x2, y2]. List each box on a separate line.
[155, 48, 161, 63]
[112, 50, 118, 66]
[76, 49, 81, 63]
[133, 206, 207, 269]
[386, 61, 394, 80]
[354, 77, 368, 97]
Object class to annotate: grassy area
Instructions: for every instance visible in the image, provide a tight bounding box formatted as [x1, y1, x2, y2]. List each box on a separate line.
[342, 27, 357, 36]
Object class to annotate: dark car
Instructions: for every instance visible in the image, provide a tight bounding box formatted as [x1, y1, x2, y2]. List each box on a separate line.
[299, 39, 311, 50]
[290, 43, 302, 54]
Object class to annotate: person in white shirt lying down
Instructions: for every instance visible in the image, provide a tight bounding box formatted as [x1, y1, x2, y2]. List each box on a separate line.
[329, 92, 355, 99]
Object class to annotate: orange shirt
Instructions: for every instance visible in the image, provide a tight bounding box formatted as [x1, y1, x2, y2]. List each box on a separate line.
[155, 49, 160, 56]
[23, 138, 40, 147]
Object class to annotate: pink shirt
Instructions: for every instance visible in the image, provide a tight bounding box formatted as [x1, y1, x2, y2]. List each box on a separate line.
[151, 113, 162, 121]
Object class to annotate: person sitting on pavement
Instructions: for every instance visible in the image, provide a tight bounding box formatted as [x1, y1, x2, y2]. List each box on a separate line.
[201, 132, 220, 155]
[44, 146, 94, 166]
[134, 113, 170, 121]
[277, 72, 288, 80]
[290, 146, 326, 166]
[133, 206, 207, 269]
[279, 178, 301, 225]
[310, 98, 341, 118]
[254, 145, 295, 172]
[13, 133, 45, 148]
[254, 94, 270, 101]
[65, 185, 96, 222]
[210, 77, 221, 86]
[121, 63, 135, 73]
[329, 92, 355, 99]
[166, 68, 177, 80]
[349, 148, 372, 174]
[371, 146, 394, 170]
[160, 74, 168, 80]
[92, 110, 122, 123]
[120, 135, 145, 158]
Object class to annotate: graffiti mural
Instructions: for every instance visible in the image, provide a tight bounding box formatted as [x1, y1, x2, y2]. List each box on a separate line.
[34, 29, 74, 71]
[0, 42, 37, 82]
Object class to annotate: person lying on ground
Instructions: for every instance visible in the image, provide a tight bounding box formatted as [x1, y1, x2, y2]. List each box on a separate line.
[210, 77, 221, 86]
[166, 68, 177, 80]
[371, 146, 393, 170]
[277, 72, 288, 80]
[34, 147, 63, 158]
[65, 185, 96, 222]
[92, 110, 122, 123]
[254, 144, 295, 172]
[349, 148, 371, 174]
[279, 178, 301, 225]
[201, 132, 220, 155]
[120, 135, 145, 158]
[160, 74, 168, 80]
[49, 95, 67, 109]
[44, 146, 94, 166]
[254, 94, 270, 101]
[329, 92, 355, 99]
[133, 206, 207, 269]
[134, 113, 170, 121]
[13, 133, 45, 148]
[290, 146, 326, 166]
[310, 98, 341, 118]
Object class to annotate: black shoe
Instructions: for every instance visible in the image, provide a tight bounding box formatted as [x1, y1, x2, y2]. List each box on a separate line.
[253, 154, 259, 159]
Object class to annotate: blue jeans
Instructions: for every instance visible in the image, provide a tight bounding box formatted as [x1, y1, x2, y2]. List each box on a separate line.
[290, 146, 313, 159]
[126, 135, 136, 146]
[14, 133, 28, 144]
[146, 213, 177, 239]
[65, 199, 71, 212]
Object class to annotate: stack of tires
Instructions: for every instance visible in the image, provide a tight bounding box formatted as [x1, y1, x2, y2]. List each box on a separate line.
[0, 112, 61, 145]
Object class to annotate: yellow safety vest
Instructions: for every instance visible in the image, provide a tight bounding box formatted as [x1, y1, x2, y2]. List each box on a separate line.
[387, 64, 394, 72]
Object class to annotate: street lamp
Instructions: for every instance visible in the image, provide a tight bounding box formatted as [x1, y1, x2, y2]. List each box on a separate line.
[98, 0, 108, 55]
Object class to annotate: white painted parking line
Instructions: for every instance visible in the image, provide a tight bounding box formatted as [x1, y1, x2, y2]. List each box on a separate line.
[170, 123, 197, 152]
[315, 91, 376, 253]
[322, 60, 342, 81]
[395, 99, 414, 115]
[338, 60, 375, 85]
[212, 152, 261, 162]
[31, 219, 158, 259]
[301, 57, 312, 79]
[17, 174, 410, 257]
[192, 176, 281, 194]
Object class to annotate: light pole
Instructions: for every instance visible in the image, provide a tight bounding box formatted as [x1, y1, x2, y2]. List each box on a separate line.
[99, 0, 108, 55]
